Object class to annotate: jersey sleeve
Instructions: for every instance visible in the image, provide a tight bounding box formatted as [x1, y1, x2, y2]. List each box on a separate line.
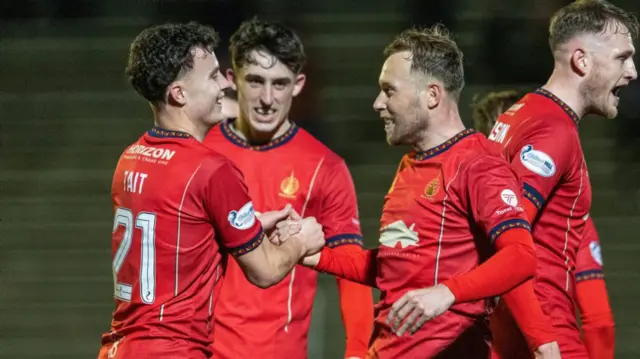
[507, 118, 575, 212]
[463, 156, 531, 242]
[575, 216, 605, 282]
[201, 157, 264, 256]
[316, 158, 364, 248]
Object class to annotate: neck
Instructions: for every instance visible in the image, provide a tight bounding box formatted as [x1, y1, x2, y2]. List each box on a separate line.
[232, 113, 292, 145]
[413, 102, 466, 152]
[153, 105, 208, 142]
[543, 67, 586, 118]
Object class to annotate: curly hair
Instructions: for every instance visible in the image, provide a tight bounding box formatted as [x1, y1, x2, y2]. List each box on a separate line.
[126, 22, 220, 103]
[549, 0, 639, 51]
[384, 24, 465, 100]
[471, 90, 523, 136]
[229, 17, 306, 74]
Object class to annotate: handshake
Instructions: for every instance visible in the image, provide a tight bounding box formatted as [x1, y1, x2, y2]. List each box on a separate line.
[257, 204, 325, 257]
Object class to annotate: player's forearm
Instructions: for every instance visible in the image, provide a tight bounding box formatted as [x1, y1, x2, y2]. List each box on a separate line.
[501, 280, 556, 351]
[442, 229, 536, 302]
[337, 276, 374, 358]
[577, 279, 615, 359]
[315, 247, 378, 288]
[244, 235, 306, 288]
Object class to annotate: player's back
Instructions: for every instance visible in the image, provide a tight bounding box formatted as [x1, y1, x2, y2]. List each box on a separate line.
[100, 128, 229, 359]
[488, 89, 592, 357]
[372, 129, 527, 358]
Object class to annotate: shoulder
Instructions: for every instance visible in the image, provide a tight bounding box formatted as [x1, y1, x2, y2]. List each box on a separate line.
[293, 126, 346, 166]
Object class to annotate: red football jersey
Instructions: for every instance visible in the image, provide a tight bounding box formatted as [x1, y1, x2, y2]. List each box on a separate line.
[575, 217, 604, 283]
[488, 88, 592, 357]
[203, 121, 365, 359]
[99, 127, 263, 359]
[370, 129, 531, 358]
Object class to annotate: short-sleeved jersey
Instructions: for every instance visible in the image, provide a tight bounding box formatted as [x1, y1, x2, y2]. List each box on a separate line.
[100, 127, 263, 358]
[575, 217, 605, 283]
[203, 121, 363, 359]
[371, 129, 531, 358]
[488, 88, 592, 352]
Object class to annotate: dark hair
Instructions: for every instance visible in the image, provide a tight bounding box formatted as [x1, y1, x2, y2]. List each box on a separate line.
[384, 24, 465, 99]
[471, 90, 522, 137]
[125, 22, 220, 103]
[229, 17, 306, 74]
[549, 0, 639, 50]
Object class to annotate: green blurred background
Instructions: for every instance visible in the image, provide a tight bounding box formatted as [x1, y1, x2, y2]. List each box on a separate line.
[2, 0, 640, 358]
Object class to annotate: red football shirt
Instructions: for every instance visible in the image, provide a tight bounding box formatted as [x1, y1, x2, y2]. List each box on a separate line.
[488, 88, 592, 357]
[369, 129, 531, 358]
[203, 121, 370, 359]
[99, 127, 263, 359]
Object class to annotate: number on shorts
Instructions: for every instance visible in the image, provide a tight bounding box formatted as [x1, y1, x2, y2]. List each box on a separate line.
[112, 207, 157, 304]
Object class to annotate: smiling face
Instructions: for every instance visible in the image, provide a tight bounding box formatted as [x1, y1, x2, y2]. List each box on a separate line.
[230, 50, 305, 134]
[373, 51, 428, 146]
[579, 24, 637, 118]
[170, 47, 230, 126]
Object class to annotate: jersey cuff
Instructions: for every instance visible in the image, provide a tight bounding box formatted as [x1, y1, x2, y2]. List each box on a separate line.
[576, 269, 605, 282]
[227, 229, 264, 257]
[488, 219, 531, 243]
[522, 182, 545, 210]
[325, 234, 364, 248]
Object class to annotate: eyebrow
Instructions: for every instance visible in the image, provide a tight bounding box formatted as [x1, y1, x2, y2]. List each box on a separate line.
[244, 74, 292, 84]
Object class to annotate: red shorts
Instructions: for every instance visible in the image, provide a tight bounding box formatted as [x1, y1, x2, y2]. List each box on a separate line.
[489, 300, 588, 359]
[97, 337, 209, 359]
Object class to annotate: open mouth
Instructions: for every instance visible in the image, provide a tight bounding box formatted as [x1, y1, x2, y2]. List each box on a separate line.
[612, 86, 622, 97]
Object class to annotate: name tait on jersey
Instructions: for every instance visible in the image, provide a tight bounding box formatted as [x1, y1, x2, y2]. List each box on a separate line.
[228, 201, 257, 230]
[520, 145, 556, 177]
[488, 121, 511, 144]
[123, 171, 148, 194]
[379, 220, 420, 249]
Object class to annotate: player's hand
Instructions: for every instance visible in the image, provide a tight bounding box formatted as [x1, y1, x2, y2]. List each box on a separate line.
[386, 284, 456, 336]
[257, 205, 298, 234]
[299, 252, 321, 267]
[271, 208, 305, 245]
[297, 217, 325, 255]
[534, 341, 562, 359]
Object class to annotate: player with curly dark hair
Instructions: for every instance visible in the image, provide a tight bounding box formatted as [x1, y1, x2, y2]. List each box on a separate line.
[97, 22, 326, 359]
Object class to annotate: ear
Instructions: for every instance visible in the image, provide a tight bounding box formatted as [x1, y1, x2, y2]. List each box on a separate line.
[425, 81, 443, 109]
[225, 68, 238, 91]
[292, 73, 307, 97]
[166, 81, 187, 106]
[570, 48, 589, 77]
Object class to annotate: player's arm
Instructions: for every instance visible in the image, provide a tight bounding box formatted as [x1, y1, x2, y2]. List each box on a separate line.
[304, 247, 378, 288]
[576, 217, 615, 359]
[440, 158, 537, 302]
[315, 158, 374, 359]
[204, 159, 320, 288]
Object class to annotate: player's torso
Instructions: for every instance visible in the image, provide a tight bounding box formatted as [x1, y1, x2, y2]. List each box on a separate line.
[205, 122, 327, 358]
[373, 131, 494, 356]
[493, 93, 592, 302]
[376, 132, 492, 319]
[106, 129, 223, 352]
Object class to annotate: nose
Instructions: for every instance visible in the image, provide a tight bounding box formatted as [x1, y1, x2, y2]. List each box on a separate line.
[260, 85, 274, 106]
[218, 71, 231, 91]
[626, 59, 638, 81]
[373, 92, 386, 112]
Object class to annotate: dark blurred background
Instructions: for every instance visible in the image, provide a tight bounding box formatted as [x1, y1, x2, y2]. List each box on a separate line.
[2, 0, 640, 358]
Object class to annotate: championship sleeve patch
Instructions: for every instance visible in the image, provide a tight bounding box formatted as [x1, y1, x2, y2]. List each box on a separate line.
[227, 201, 257, 230]
[520, 145, 556, 177]
[589, 241, 604, 266]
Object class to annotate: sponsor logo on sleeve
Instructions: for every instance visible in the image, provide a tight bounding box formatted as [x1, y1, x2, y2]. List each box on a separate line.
[520, 145, 556, 177]
[589, 241, 603, 266]
[228, 201, 256, 230]
[500, 189, 518, 207]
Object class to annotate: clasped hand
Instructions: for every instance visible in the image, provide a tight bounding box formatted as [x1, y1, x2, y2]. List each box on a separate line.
[257, 205, 324, 256]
